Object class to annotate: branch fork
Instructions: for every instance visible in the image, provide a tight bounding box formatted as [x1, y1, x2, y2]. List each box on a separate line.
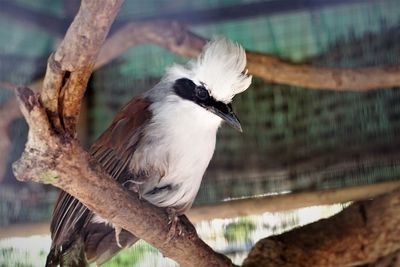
[13, 87, 67, 184]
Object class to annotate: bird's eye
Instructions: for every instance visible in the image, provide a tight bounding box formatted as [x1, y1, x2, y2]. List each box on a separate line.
[195, 87, 209, 100]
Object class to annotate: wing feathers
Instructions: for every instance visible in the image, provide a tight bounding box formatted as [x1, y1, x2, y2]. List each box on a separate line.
[48, 97, 152, 265]
[84, 224, 139, 265]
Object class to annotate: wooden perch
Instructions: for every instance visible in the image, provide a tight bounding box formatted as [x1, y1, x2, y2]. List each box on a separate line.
[11, 1, 235, 266]
[242, 188, 400, 267]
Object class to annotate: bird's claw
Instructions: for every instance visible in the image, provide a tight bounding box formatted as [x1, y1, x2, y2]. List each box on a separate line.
[122, 180, 143, 199]
[115, 226, 123, 248]
[166, 207, 184, 242]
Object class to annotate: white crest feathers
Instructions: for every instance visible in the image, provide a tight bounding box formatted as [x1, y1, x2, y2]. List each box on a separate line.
[164, 38, 252, 103]
[192, 38, 252, 103]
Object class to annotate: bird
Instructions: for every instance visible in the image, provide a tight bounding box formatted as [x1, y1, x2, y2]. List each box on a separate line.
[45, 38, 252, 267]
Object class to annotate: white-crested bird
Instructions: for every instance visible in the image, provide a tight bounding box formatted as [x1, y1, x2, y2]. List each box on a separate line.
[46, 38, 252, 267]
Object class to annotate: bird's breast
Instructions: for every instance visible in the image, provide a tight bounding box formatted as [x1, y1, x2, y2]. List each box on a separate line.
[130, 98, 221, 213]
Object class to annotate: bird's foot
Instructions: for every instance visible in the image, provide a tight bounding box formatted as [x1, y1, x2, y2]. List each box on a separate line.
[115, 226, 123, 248]
[166, 207, 183, 242]
[122, 180, 143, 199]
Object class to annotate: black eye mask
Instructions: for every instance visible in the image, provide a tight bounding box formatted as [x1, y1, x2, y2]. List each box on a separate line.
[173, 78, 242, 131]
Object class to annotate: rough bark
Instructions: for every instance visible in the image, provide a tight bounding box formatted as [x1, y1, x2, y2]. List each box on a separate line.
[242, 189, 400, 267]
[40, 0, 123, 136]
[365, 250, 400, 267]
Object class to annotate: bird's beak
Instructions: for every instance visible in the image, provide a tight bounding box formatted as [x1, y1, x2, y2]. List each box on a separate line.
[209, 104, 243, 132]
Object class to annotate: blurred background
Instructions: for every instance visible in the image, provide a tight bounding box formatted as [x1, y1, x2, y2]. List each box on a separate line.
[1, 0, 400, 266]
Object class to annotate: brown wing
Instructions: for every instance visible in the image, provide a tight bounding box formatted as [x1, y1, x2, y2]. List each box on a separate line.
[90, 96, 152, 182]
[47, 97, 152, 266]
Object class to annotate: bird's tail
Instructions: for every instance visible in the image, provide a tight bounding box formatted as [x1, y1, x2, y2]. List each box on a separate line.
[45, 238, 88, 267]
[45, 248, 59, 267]
[46, 224, 138, 267]
[83, 223, 139, 265]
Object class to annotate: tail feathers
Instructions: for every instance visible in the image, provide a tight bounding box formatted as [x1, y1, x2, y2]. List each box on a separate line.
[46, 224, 138, 267]
[45, 248, 59, 267]
[46, 238, 88, 267]
[84, 223, 139, 265]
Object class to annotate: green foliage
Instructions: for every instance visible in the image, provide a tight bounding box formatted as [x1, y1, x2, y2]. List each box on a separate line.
[224, 218, 256, 243]
[0, 247, 43, 267]
[100, 241, 157, 267]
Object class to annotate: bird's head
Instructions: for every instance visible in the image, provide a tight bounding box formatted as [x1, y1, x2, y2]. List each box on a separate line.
[163, 38, 252, 132]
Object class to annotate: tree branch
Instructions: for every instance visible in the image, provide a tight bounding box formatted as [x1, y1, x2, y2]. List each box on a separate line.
[95, 21, 205, 69]
[366, 250, 400, 267]
[40, 0, 123, 136]
[242, 189, 400, 267]
[246, 53, 400, 91]
[98, 21, 400, 91]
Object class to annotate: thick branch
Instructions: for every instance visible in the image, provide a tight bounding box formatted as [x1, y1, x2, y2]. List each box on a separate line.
[41, 0, 123, 136]
[13, 87, 235, 267]
[242, 189, 400, 267]
[98, 21, 400, 91]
